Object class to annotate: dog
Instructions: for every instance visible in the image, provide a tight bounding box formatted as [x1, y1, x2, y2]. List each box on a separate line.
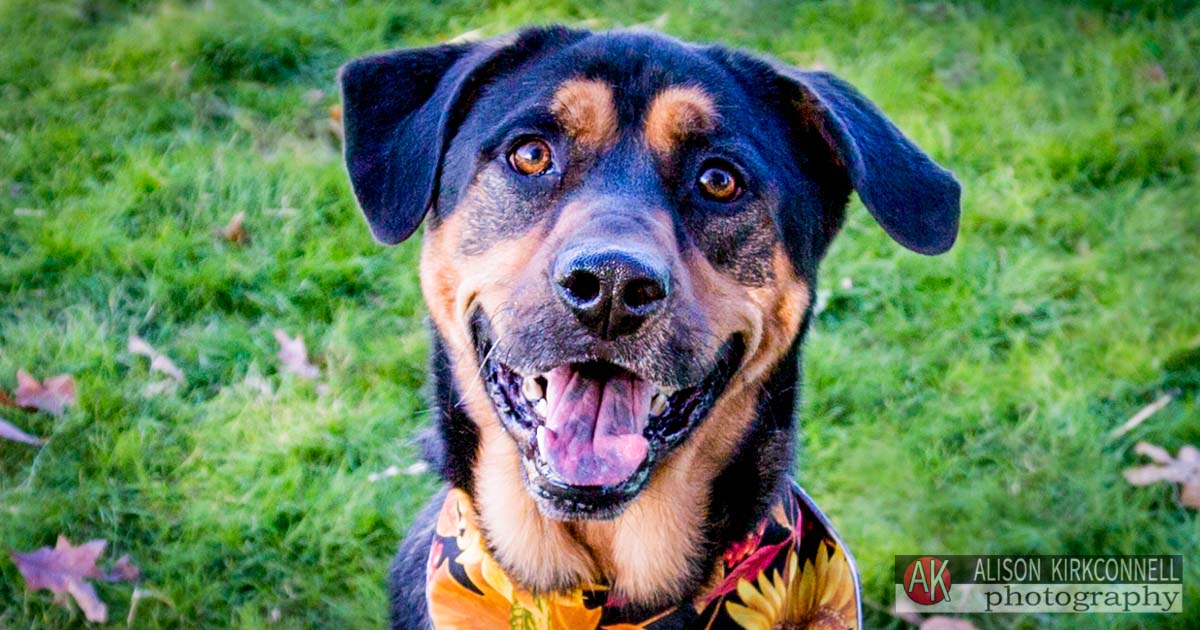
[339, 25, 959, 629]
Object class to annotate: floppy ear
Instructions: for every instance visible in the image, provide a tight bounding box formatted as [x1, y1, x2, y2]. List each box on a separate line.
[339, 27, 583, 245]
[780, 68, 961, 255]
[339, 42, 474, 244]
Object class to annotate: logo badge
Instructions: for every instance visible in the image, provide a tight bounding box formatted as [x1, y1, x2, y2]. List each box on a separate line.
[903, 556, 953, 605]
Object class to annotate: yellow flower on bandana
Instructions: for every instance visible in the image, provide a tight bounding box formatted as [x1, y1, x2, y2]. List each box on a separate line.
[725, 542, 857, 630]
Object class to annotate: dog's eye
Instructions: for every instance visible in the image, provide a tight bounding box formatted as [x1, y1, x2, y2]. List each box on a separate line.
[508, 138, 553, 176]
[696, 163, 742, 202]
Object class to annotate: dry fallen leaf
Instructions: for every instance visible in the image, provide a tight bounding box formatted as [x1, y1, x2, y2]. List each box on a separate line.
[9, 535, 139, 623]
[888, 604, 924, 626]
[274, 329, 319, 379]
[103, 554, 141, 583]
[128, 335, 185, 383]
[219, 211, 249, 244]
[921, 616, 979, 630]
[1124, 441, 1200, 509]
[14, 370, 76, 416]
[0, 416, 45, 445]
[1140, 63, 1168, 84]
[328, 104, 344, 140]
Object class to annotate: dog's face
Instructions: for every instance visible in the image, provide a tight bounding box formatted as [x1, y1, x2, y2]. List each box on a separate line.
[341, 28, 959, 520]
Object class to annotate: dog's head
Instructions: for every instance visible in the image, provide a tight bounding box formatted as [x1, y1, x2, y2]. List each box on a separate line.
[341, 27, 959, 520]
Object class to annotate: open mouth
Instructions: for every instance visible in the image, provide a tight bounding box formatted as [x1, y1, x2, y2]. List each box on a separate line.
[472, 315, 745, 519]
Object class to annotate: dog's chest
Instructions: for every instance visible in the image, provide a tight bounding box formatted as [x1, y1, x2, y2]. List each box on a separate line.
[422, 483, 861, 628]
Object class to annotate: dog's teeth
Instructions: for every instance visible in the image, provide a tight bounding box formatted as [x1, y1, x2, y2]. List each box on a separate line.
[657, 386, 677, 397]
[650, 393, 668, 416]
[534, 399, 548, 417]
[522, 377, 544, 402]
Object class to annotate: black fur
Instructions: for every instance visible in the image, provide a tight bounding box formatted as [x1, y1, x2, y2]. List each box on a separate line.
[340, 26, 961, 628]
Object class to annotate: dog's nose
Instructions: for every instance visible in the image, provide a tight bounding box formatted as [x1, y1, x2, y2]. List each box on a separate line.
[553, 247, 670, 339]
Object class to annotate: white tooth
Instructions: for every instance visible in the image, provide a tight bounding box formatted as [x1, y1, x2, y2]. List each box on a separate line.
[535, 399, 548, 417]
[522, 377, 544, 402]
[650, 393, 668, 416]
[658, 386, 677, 396]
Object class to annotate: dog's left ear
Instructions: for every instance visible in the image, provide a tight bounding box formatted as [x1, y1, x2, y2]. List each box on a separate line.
[779, 68, 962, 255]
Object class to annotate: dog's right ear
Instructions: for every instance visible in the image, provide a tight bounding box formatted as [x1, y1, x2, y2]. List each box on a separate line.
[339, 43, 475, 244]
[339, 28, 583, 245]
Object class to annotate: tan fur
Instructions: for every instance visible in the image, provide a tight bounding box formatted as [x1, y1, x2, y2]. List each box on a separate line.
[473, 415, 601, 589]
[550, 78, 619, 150]
[421, 194, 601, 592]
[644, 85, 719, 157]
[419, 170, 809, 605]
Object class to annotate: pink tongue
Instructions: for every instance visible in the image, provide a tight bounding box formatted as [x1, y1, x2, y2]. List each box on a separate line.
[536, 366, 652, 487]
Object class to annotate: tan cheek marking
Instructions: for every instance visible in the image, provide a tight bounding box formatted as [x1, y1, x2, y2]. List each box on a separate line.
[420, 202, 598, 592]
[550, 78, 618, 150]
[686, 250, 807, 501]
[420, 213, 468, 351]
[644, 85, 718, 157]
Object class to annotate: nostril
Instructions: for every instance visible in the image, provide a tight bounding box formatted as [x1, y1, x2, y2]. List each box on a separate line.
[560, 270, 601, 304]
[622, 278, 667, 310]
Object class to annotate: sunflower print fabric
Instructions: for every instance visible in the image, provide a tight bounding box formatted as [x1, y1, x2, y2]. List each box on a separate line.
[425, 481, 862, 629]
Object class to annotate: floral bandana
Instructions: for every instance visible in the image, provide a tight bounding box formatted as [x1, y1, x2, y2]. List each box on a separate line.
[425, 481, 862, 629]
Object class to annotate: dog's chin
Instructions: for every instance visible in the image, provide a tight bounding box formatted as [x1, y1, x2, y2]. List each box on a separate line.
[471, 314, 745, 521]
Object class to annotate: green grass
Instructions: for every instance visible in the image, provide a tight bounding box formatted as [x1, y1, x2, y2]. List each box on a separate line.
[1, 0, 1197, 627]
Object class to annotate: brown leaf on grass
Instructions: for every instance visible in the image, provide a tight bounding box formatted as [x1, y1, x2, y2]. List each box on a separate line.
[10, 537, 141, 623]
[921, 617, 979, 630]
[888, 604, 924, 626]
[102, 554, 141, 583]
[328, 104, 344, 140]
[1140, 64, 1167, 84]
[1124, 441, 1200, 509]
[0, 416, 46, 445]
[11, 536, 115, 623]
[886, 606, 978, 630]
[1182, 482, 1200, 509]
[274, 329, 319, 379]
[219, 211, 249, 244]
[128, 336, 185, 383]
[0, 389, 17, 408]
[14, 370, 76, 416]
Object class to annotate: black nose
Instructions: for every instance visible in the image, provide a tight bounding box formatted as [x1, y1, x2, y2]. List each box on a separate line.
[553, 246, 671, 339]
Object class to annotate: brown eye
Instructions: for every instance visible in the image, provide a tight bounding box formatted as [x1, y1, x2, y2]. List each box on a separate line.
[508, 138, 553, 175]
[697, 164, 742, 202]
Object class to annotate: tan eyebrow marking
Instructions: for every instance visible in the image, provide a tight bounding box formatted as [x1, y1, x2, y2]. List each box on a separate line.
[644, 85, 719, 157]
[549, 78, 619, 149]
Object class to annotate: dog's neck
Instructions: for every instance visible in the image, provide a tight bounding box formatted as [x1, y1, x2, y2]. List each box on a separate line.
[425, 329, 805, 612]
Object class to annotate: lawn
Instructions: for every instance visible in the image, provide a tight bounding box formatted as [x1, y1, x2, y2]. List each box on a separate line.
[1, 0, 1197, 627]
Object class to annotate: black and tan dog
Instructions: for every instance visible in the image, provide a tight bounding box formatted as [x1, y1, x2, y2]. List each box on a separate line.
[340, 25, 959, 629]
